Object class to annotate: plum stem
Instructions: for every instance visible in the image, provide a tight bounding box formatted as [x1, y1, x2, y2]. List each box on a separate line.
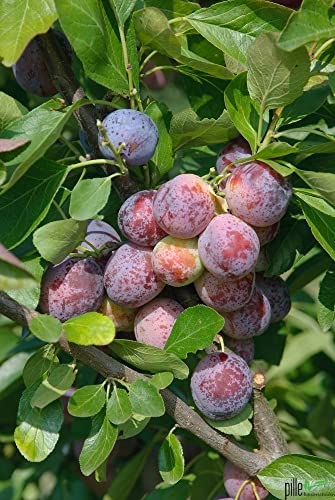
[0, 291, 279, 477]
[52, 200, 67, 221]
[140, 50, 158, 72]
[235, 479, 252, 500]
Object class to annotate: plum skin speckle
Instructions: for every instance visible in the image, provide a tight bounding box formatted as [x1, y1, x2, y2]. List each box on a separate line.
[104, 243, 165, 308]
[190, 352, 252, 420]
[153, 173, 215, 239]
[134, 297, 184, 349]
[198, 214, 260, 280]
[98, 109, 158, 166]
[118, 190, 166, 246]
[39, 257, 104, 322]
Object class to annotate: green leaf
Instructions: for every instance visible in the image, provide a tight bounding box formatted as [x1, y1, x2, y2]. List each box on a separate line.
[287, 250, 331, 294]
[14, 383, 63, 462]
[266, 217, 314, 276]
[110, 0, 137, 25]
[128, 379, 165, 418]
[254, 322, 287, 366]
[165, 305, 224, 359]
[68, 384, 106, 418]
[318, 264, 335, 332]
[0, 352, 32, 398]
[69, 177, 112, 220]
[256, 142, 298, 160]
[107, 388, 132, 425]
[185, 0, 291, 65]
[170, 108, 237, 150]
[278, 0, 335, 52]
[295, 192, 335, 261]
[151, 372, 174, 390]
[247, 32, 310, 111]
[0, 102, 73, 191]
[79, 412, 118, 477]
[134, 7, 180, 59]
[31, 364, 77, 409]
[104, 443, 154, 500]
[258, 454, 335, 500]
[0, 159, 68, 249]
[55, 0, 128, 95]
[23, 346, 59, 387]
[0, 328, 19, 363]
[205, 404, 253, 437]
[0, 92, 27, 133]
[109, 340, 189, 379]
[29, 314, 62, 343]
[63, 312, 115, 346]
[145, 0, 200, 19]
[295, 169, 335, 207]
[280, 83, 330, 125]
[0, 1, 58, 66]
[146, 102, 174, 179]
[158, 432, 184, 485]
[0, 244, 37, 290]
[118, 415, 150, 440]
[224, 72, 260, 153]
[33, 219, 87, 264]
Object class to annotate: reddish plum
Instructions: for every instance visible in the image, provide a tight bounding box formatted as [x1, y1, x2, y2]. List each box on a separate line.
[223, 289, 271, 339]
[195, 271, 255, 312]
[118, 190, 166, 246]
[98, 296, 137, 332]
[153, 174, 215, 238]
[272, 0, 301, 7]
[198, 214, 260, 280]
[253, 222, 279, 246]
[225, 162, 292, 227]
[39, 257, 104, 322]
[224, 337, 255, 365]
[152, 236, 203, 287]
[191, 352, 252, 420]
[134, 297, 184, 349]
[256, 275, 291, 323]
[216, 137, 251, 188]
[224, 461, 268, 500]
[104, 243, 165, 308]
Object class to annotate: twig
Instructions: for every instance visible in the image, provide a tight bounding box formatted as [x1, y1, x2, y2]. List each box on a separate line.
[0, 291, 271, 476]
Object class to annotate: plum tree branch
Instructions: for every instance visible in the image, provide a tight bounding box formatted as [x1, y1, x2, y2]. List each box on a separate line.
[37, 30, 138, 200]
[0, 291, 276, 476]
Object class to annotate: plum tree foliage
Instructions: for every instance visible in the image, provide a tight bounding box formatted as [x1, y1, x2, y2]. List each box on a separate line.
[0, 0, 335, 498]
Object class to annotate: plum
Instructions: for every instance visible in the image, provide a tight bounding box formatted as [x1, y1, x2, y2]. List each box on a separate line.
[224, 461, 268, 500]
[223, 289, 271, 339]
[153, 174, 215, 239]
[216, 137, 251, 188]
[255, 248, 269, 273]
[225, 162, 292, 227]
[253, 222, 279, 246]
[224, 337, 255, 365]
[198, 214, 260, 280]
[98, 109, 158, 166]
[13, 31, 71, 97]
[134, 297, 184, 349]
[256, 275, 291, 323]
[118, 190, 166, 246]
[104, 243, 165, 308]
[195, 271, 255, 312]
[272, 0, 302, 7]
[152, 236, 204, 287]
[98, 296, 137, 332]
[39, 257, 104, 322]
[191, 352, 252, 420]
[80, 220, 120, 254]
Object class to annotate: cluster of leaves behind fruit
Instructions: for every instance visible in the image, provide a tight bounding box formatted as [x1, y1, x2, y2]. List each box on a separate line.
[1, 0, 335, 498]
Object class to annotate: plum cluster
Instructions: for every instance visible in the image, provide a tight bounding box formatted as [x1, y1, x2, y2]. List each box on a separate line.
[39, 132, 292, 424]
